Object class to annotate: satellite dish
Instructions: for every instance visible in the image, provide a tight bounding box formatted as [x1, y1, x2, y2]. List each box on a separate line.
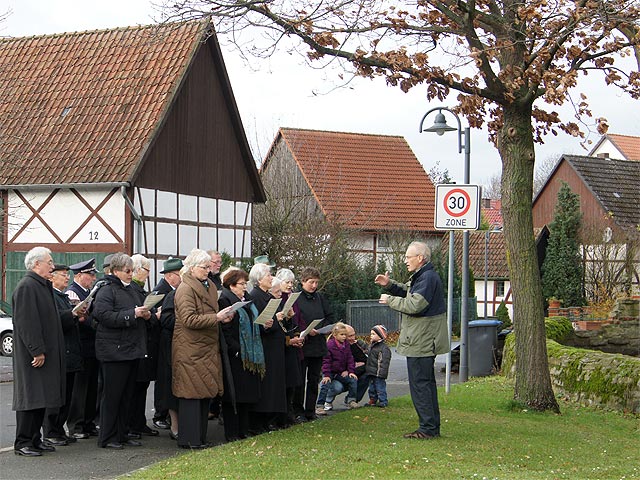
[603, 227, 612, 243]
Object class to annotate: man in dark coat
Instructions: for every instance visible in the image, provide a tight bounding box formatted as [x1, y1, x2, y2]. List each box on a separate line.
[65, 257, 101, 438]
[43, 264, 86, 446]
[12, 247, 66, 457]
[151, 257, 183, 430]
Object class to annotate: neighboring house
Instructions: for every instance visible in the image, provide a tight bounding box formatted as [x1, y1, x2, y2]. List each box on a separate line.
[481, 198, 503, 229]
[589, 133, 640, 161]
[259, 127, 442, 264]
[0, 20, 265, 302]
[532, 153, 640, 295]
[444, 230, 512, 319]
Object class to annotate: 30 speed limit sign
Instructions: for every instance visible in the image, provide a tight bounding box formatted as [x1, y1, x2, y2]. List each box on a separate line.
[434, 184, 481, 230]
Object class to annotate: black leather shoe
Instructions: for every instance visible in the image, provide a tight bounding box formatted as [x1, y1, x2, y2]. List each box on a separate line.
[72, 432, 90, 440]
[15, 446, 43, 457]
[43, 437, 68, 447]
[33, 442, 56, 452]
[169, 431, 179, 441]
[85, 428, 99, 437]
[140, 426, 159, 436]
[126, 432, 141, 440]
[152, 419, 170, 430]
[123, 439, 142, 447]
[64, 435, 78, 443]
[103, 442, 124, 450]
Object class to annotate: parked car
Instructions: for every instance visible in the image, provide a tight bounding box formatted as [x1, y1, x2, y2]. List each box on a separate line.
[0, 308, 13, 357]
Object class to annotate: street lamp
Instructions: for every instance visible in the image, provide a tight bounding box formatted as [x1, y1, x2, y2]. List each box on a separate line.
[419, 106, 471, 383]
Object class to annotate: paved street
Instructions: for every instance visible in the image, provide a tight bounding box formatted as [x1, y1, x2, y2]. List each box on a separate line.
[0, 351, 455, 479]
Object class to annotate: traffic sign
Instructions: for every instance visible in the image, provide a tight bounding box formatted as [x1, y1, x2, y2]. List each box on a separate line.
[435, 184, 481, 230]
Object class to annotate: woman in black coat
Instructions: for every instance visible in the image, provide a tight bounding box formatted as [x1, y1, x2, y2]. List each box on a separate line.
[93, 253, 150, 449]
[247, 263, 287, 431]
[218, 268, 264, 441]
[127, 254, 160, 438]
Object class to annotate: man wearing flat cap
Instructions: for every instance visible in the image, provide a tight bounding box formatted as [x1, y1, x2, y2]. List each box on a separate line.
[65, 258, 100, 438]
[151, 257, 184, 430]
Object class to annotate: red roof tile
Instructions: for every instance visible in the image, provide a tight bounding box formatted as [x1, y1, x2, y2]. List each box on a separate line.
[606, 134, 640, 161]
[442, 230, 508, 279]
[273, 128, 437, 232]
[481, 199, 503, 228]
[0, 20, 208, 185]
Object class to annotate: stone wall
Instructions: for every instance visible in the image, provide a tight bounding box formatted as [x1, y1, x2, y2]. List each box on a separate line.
[502, 317, 640, 413]
[564, 317, 639, 357]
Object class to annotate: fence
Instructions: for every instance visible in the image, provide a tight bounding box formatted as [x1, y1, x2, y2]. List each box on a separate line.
[346, 297, 478, 335]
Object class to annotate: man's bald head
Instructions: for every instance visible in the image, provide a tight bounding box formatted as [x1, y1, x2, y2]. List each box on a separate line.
[346, 325, 357, 344]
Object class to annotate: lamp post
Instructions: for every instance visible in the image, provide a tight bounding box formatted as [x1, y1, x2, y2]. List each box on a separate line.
[419, 106, 471, 383]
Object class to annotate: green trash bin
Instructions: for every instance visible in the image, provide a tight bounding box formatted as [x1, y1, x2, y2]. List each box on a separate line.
[468, 319, 502, 377]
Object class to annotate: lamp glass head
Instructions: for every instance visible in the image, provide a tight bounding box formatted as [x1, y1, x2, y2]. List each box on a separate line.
[423, 111, 457, 135]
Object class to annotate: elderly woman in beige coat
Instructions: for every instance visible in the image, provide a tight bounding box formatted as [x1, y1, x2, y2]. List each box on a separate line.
[172, 249, 233, 449]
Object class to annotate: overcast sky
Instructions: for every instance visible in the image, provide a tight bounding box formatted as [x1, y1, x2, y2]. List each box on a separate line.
[2, 0, 639, 187]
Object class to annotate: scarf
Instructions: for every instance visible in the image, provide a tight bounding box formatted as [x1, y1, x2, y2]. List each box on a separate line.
[237, 303, 266, 378]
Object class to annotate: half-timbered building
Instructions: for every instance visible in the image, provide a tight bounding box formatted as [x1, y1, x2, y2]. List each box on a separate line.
[0, 20, 265, 301]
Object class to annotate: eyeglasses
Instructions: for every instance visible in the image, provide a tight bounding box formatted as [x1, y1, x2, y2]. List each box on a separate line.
[236, 282, 248, 286]
[141, 267, 150, 272]
[210, 260, 222, 265]
[196, 265, 211, 270]
[404, 254, 421, 260]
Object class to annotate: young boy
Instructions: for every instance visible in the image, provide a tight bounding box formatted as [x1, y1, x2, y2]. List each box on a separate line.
[366, 325, 392, 407]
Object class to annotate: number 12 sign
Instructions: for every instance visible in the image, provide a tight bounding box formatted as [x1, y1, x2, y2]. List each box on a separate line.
[434, 184, 481, 230]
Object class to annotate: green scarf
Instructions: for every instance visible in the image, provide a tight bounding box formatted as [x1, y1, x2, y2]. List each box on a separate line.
[237, 303, 266, 378]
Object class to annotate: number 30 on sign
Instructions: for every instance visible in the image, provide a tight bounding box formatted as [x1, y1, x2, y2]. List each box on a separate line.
[434, 184, 481, 230]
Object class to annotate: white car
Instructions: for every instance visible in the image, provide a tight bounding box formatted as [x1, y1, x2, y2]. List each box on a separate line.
[0, 308, 13, 357]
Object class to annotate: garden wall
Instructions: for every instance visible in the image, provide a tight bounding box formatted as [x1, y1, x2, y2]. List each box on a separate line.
[502, 317, 640, 413]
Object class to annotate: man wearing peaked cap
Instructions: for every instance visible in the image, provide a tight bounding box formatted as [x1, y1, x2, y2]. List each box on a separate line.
[102, 254, 115, 274]
[151, 257, 184, 430]
[68, 258, 98, 275]
[253, 255, 275, 268]
[153, 257, 184, 295]
[65, 258, 100, 439]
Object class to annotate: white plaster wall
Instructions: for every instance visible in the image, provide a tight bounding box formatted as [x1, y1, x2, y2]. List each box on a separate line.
[8, 188, 125, 244]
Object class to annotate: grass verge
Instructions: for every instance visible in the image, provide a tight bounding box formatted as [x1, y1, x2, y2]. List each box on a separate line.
[124, 376, 639, 480]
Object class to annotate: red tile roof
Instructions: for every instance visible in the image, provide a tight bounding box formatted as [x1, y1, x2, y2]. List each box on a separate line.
[481, 199, 503, 228]
[0, 20, 208, 185]
[442, 230, 508, 279]
[271, 128, 437, 232]
[606, 134, 640, 161]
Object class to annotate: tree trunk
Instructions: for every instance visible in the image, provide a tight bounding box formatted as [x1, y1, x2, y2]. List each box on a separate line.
[499, 104, 560, 413]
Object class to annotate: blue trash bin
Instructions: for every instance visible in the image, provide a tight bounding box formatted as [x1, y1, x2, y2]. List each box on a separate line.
[468, 319, 503, 377]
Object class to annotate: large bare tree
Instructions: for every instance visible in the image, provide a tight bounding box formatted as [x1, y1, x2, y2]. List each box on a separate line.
[163, 0, 640, 412]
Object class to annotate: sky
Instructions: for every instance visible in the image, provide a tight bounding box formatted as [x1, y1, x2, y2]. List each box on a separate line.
[1, 0, 639, 187]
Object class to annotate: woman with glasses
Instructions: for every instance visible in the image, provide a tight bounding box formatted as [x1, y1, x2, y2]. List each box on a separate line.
[172, 249, 234, 449]
[127, 254, 160, 438]
[247, 263, 287, 432]
[275, 268, 305, 425]
[93, 253, 151, 449]
[218, 267, 264, 441]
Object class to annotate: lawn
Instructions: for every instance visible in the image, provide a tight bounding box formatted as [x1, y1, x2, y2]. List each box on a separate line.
[125, 377, 639, 480]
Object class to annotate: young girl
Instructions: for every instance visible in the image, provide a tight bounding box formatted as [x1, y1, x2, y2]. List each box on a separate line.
[366, 325, 391, 407]
[315, 322, 358, 414]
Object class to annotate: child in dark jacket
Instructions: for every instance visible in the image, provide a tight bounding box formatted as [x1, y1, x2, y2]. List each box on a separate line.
[366, 325, 392, 407]
[315, 322, 358, 414]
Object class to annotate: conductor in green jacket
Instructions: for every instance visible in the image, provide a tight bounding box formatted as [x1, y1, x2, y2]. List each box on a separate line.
[375, 241, 449, 440]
